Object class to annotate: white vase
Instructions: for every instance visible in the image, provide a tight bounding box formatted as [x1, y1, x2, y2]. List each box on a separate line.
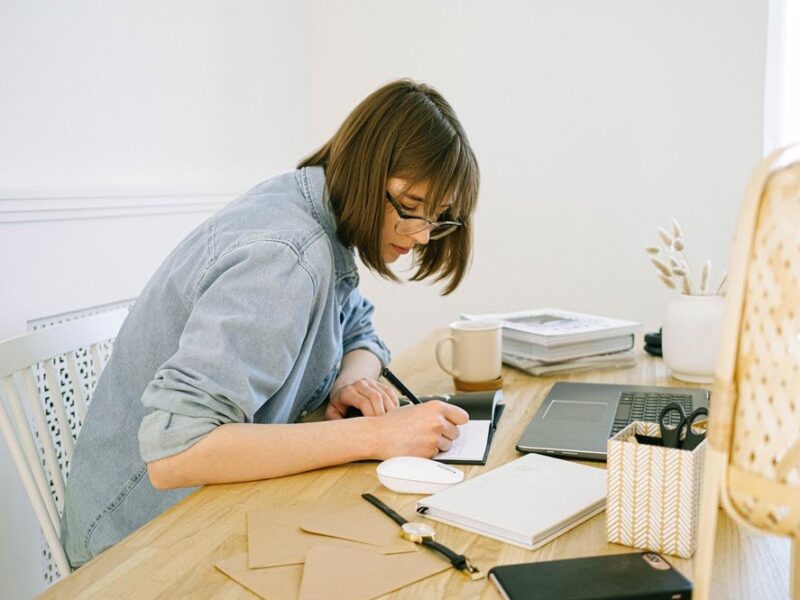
[662, 294, 725, 384]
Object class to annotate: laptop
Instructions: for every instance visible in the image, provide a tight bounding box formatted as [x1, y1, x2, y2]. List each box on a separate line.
[516, 382, 710, 461]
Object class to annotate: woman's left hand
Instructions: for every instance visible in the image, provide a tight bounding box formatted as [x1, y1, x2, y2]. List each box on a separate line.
[325, 377, 400, 419]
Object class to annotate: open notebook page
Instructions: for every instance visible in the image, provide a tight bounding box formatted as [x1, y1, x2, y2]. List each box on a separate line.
[398, 391, 502, 464]
[434, 420, 492, 462]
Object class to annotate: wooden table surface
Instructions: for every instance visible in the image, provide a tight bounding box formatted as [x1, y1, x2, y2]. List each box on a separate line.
[40, 331, 791, 599]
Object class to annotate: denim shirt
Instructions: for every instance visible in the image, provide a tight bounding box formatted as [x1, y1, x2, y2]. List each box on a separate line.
[62, 166, 390, 567]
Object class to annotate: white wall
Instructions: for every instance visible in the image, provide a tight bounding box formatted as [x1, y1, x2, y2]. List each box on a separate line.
[777, 0, 800, 147]
[0, 1, 773, 597]
[0, 0, 312, 192]
[0, 2, 315, 597]
[306, 0, 769, 354]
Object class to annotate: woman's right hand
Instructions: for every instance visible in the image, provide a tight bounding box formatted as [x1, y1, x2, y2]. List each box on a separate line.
[370, 400, 469, 459]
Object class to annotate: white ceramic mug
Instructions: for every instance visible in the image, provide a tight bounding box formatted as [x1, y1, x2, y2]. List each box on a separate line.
[435, 320, 502, 383]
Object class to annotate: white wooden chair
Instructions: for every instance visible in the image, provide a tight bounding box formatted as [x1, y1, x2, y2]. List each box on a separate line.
[694, 144, 800, 599]
[0, 308, 128, 581]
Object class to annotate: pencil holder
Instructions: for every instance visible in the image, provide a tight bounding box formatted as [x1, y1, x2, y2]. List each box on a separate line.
[605, 421, 706, 558]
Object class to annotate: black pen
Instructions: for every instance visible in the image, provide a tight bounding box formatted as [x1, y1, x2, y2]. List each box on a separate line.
[381, 367, 422, 405]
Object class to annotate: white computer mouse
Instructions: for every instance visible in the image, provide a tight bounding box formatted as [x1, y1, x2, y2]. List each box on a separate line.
[376, 456, 465, 495]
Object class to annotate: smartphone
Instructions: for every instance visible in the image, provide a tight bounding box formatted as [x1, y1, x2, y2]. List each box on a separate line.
[489, 552, 692, 600]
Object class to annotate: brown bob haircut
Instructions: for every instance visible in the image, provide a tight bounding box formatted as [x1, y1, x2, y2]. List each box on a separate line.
[298, 79, 479, 295]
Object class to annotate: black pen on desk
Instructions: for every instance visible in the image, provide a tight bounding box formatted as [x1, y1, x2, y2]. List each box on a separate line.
[381, 367, 421, 405]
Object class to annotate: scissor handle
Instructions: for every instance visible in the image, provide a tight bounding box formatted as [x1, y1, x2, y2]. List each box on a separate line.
[681, 407, 709, 450]
[658, 403, 687, 449]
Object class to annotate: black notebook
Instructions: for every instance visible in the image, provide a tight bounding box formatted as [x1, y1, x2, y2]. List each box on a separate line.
[489, 552, 692, 600]
[421, 390, 504, 465]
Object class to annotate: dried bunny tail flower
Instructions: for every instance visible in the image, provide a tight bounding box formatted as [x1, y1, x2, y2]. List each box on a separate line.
[671, 218, 683, 238]
[672, 267, 686, 276]
[681, 274, 692, 294]
[669, 256, 680, 269]
[651, 258, 672, 277]
[658, 228, 673, 246]
[715, 271, 728, 296]
[660, 274, 677, 289]
[681, 260, 695, 294]
[645, 246, 661, 255]
[673, 237, 685, 252]
[700, 260, 711, 294]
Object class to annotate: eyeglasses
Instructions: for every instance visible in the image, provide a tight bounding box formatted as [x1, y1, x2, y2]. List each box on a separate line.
[385, 191, 461, 240]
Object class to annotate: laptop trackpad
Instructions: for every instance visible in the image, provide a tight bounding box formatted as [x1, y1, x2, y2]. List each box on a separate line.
[543, 400, 606, 422]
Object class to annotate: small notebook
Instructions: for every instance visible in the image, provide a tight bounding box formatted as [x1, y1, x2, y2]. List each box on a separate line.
[417, 452, 606, 549]
[419, 390, 504, 465]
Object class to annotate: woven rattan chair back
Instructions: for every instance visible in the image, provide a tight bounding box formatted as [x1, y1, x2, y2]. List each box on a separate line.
[695, 144, 800, 599]
[726, 157, 800, 535]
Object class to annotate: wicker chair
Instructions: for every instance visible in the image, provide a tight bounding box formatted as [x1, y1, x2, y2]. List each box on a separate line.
[694, 144, 800, 599]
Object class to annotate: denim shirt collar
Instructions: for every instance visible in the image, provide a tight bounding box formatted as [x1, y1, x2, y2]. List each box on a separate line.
[297, 166, 360, 285]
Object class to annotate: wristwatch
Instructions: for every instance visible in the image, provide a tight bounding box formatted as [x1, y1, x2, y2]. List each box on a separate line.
[362, 493, 483, 580]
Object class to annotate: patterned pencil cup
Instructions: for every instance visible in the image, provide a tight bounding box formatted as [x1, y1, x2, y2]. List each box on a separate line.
[606, 421, 706, 558]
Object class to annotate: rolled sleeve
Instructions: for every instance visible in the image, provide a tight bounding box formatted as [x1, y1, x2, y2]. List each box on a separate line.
[340, 289, 391, 367]
[138, 241, 316, 463]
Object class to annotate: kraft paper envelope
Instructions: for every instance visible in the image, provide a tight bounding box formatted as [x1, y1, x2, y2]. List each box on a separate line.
[299, 502, 417, 548]
[216, 553, 302, 600]
[248, 505, 414, 568]
[298, 545, 450, 600]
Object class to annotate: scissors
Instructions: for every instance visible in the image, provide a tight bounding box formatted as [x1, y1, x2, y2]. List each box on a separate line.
[658, 403, 709, 450]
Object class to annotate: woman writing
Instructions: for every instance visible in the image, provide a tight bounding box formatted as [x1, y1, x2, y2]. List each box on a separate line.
[63, 79, 479, 567]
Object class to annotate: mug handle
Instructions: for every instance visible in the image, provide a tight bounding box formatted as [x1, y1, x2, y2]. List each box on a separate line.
[435, 337, 459, 378]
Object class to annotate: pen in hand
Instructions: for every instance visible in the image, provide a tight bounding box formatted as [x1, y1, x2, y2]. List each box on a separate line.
[381, 367, 421, 405]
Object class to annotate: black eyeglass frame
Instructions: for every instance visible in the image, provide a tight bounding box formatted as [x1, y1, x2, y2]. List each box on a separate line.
[385, 191, 462, 240]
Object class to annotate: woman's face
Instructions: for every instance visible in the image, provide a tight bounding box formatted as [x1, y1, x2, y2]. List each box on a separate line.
[381, 177, 450, 263]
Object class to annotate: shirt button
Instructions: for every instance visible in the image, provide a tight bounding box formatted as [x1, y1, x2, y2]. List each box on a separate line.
[301, 410, 308, 417]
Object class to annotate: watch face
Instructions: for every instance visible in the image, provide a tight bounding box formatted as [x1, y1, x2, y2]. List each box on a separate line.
[401, 522, 436, 539]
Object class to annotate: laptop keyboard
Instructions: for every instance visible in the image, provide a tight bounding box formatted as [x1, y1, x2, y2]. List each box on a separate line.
[610, 391, 694, 436]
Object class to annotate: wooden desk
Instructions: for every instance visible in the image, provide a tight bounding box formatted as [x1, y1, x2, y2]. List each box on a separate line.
[40, 331, 791, 599]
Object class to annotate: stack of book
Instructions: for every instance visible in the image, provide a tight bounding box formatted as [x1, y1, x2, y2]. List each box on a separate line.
[461, 308, 641, 376]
